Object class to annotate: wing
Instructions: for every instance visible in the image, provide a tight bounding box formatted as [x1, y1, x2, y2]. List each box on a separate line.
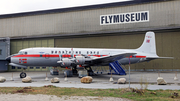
[90, 53, 136, 65]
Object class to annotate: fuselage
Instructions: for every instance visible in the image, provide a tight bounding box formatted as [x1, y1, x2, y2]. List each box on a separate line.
[9, 47, 153, 68]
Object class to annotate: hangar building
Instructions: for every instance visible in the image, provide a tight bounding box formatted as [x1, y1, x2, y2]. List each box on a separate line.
[0, 0, 179, 72]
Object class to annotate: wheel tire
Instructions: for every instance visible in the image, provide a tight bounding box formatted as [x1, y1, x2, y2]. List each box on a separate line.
[20, 72, 26, 78]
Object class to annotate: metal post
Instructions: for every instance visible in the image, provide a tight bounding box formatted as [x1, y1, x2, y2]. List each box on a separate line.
[129, 57, 131, 89]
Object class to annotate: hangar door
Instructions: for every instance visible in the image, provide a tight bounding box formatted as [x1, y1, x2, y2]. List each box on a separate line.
[0, 38, 10, 72]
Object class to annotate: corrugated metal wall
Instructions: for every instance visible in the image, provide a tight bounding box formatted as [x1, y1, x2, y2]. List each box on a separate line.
[0, 0, 179, 37]
[55, 31, 180, 71]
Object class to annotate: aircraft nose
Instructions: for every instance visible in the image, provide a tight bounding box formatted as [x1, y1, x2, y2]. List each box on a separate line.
[6, 56, 11, 63]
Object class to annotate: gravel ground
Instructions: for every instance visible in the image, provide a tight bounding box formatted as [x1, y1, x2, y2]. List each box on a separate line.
[0, 93, 131, 101]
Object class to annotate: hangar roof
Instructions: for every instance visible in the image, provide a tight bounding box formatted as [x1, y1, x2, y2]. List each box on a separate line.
[0, 0, 165, 19]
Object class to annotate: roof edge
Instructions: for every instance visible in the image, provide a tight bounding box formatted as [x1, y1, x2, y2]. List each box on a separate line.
[0, 0, 166, 19]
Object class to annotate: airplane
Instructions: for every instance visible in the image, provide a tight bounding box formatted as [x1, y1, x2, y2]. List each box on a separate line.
[6, 31, 173, 78]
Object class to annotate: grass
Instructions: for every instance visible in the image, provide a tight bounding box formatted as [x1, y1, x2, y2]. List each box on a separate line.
[0, 86, 180, 101]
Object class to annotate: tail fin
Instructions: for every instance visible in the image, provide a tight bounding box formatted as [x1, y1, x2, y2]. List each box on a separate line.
[136, 31, 157, 56]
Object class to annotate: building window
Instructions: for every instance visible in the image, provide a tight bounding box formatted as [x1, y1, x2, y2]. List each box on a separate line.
[42, 67, 46, 69]
[18, 67, 21, 69]
[36, 67, 40, 69]
[30, 67, 34, 69]
[11, 66, 15, 69]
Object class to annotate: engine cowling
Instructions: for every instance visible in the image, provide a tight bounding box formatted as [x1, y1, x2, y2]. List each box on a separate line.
[61, 58, 72, 67]
[75, 56, 85, 65]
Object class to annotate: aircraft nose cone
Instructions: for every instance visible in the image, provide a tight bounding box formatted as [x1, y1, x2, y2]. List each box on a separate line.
[6, 56, 11, 63]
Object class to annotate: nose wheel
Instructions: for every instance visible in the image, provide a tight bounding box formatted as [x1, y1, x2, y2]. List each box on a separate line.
[20, 72, 27, 78]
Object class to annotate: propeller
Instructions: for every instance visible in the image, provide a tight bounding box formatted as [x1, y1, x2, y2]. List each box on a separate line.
[57, 51, 62, 63]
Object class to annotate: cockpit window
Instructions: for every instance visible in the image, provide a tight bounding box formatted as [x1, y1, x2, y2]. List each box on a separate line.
[18, 51, 23, 54]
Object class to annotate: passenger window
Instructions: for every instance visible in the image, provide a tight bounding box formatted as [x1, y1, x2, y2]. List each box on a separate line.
[87, 51, 89, 54]
[51, 51, 53, 54]
[25, 52, 27, 54]
[59, 51, 61, 53]
[62, 51, 64, 54]
[97, 51, 99, 54]
[79, 51, 81, 54]
[76, 51, 78, 54]
[55, 51, 57, 54]
[94, 51, 95, 54]
[90, 51, 92, 54]
[69, 51, 71, 54]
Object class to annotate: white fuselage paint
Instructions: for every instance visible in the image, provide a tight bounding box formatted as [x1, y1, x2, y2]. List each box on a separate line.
[11, 47, 153, 68]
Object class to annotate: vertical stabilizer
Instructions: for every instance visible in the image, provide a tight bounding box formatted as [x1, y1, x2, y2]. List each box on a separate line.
[136, 31, 157, 55]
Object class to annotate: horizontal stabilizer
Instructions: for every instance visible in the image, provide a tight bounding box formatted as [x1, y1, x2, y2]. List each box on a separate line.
[146, 57, 174, 60]
[9, 63, 27, 68]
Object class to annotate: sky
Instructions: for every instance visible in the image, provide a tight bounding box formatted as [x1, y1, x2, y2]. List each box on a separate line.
[0, 0, 131, 15]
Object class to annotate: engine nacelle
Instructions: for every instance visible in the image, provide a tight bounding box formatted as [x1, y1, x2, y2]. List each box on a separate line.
[61, 58, 72, 67]
[75, 56, 85, 65]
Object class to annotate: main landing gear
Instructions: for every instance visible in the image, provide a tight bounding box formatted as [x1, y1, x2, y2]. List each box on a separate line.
[85, 66, 96, 76]
[72, 66, 78, 75]
[20, 68, 27, 78]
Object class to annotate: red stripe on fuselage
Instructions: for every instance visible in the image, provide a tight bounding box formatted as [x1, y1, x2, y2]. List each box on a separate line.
[135, 56, 146, 58]
[127, 55, 146, 58]
[13, 55, 40, 57]
[13, 54, 59, 57]
[13, 54, 108, 58]
[13, 54, 146, 58]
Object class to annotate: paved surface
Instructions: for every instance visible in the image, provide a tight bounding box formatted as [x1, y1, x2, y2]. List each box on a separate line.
[0, 94, 131, 101]
[0, 71, 180, 90]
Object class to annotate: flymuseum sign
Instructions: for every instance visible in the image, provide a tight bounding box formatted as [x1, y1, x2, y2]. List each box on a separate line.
[100, 11, 149, 25]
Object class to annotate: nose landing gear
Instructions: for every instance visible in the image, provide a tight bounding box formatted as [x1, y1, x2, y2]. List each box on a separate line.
[20, 72, 26, 78]
[20, 68, 27, 78]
